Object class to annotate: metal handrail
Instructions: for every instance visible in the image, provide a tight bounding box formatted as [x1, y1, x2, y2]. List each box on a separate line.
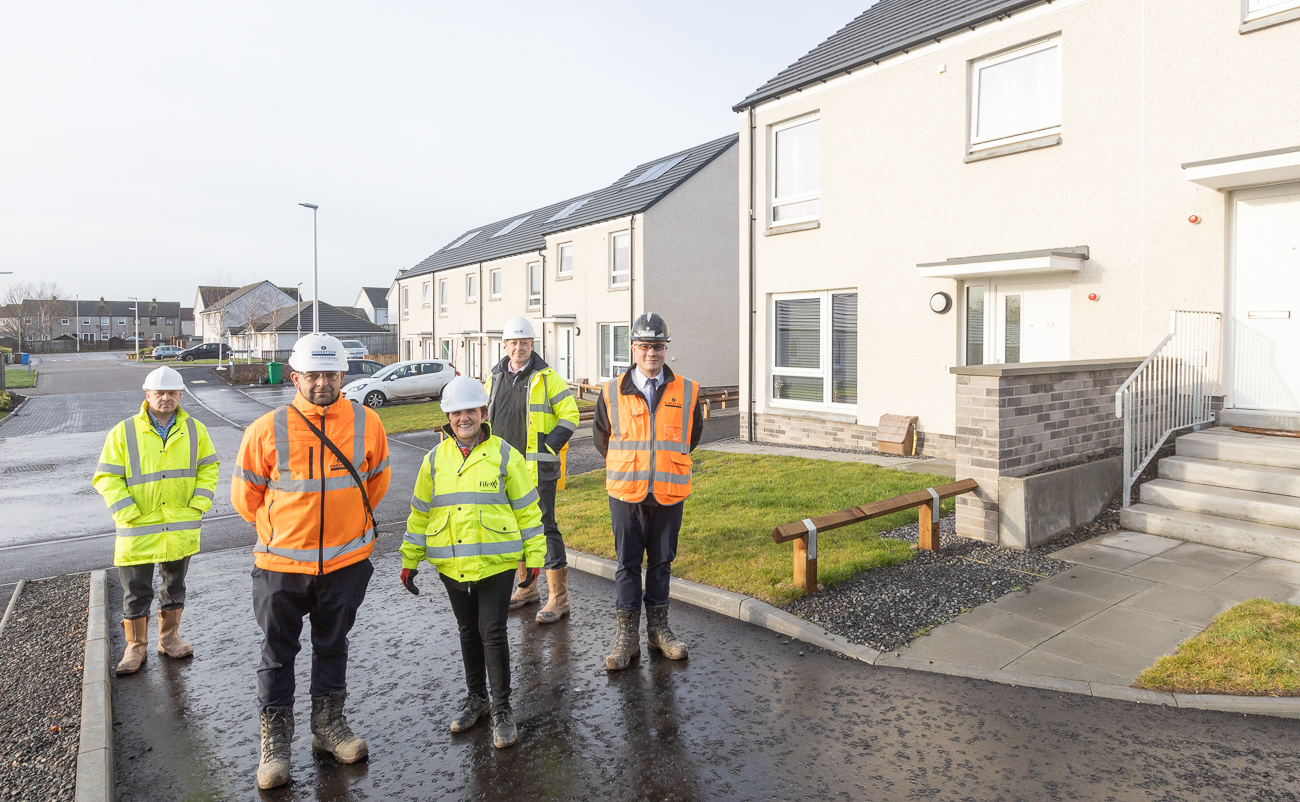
[1115, 310, 1221, 507]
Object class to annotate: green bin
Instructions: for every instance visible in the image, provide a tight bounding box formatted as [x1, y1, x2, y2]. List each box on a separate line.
[267, 361, 284, 385]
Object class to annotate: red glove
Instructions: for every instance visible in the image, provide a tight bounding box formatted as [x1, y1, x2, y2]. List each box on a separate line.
[518, 567, 541, 589]
[400, 568, 420, 596]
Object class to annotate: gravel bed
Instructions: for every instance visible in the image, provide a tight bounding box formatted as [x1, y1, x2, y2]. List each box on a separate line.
[0, 574, 89, 802]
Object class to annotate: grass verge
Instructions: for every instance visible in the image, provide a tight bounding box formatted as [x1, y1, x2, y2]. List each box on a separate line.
[378, 398, 596, 435]
[557, 450, 955, 605]
[1134, 598, 1300, 696]
[4, 368, 36, 389]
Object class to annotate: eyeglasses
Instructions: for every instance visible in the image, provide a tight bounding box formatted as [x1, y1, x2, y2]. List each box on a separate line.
[633, 343, 667, 353]
[300, 372, 342, 382]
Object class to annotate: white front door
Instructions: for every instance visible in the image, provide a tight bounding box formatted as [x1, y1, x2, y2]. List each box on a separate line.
[964, 280, 1070, 365]
[556, 324, 574, 381]
[469, 340, 480, 379]
[1230, 182, 1300, 412]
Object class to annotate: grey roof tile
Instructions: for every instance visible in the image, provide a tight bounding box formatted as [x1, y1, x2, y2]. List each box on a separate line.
[360, 287, 389, 307]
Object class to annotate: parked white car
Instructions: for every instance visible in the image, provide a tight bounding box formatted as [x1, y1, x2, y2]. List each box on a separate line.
[340, 340, 369, 359]
[341, 359, 457, 409]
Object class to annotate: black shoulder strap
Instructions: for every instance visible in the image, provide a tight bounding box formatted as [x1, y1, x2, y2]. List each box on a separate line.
[288, 406, 377, 533]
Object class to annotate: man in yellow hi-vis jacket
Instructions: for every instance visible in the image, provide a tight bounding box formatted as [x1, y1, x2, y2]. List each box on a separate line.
[92, 366, 219, 675]
[400, 376, 545, 750]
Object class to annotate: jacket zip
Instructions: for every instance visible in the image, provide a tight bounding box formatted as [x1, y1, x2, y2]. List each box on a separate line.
[318, 413, 326, 575]
[308, 447, 314, 479]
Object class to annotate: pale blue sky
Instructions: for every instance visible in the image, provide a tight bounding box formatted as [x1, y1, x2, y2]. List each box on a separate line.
[1, 1, 870, 307]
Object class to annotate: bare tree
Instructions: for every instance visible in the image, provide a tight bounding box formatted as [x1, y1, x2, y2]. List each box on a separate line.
[1, 280, 64, 343]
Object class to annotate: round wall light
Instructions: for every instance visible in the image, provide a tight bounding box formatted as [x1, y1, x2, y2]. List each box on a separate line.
[930, 292, 952, 314]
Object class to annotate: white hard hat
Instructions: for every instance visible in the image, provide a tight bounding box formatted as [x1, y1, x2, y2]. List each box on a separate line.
[288, 333, 349, 373]
[440, 376, 489, 413]
[503, 316, 536, 341]
[142, 366, 185, 392]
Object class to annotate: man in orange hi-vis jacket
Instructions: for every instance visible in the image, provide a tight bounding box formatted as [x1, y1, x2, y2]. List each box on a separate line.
[232, 332, 391, 790]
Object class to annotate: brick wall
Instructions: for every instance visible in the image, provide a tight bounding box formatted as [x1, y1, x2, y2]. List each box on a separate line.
[740, 410, 955, 459]
[953, 358, 1143, 543]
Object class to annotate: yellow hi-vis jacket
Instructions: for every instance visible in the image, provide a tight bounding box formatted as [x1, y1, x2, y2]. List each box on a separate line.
[92, 402, 220, 567]
[401, 424, 545, 583]
[485, 356, 580, 484]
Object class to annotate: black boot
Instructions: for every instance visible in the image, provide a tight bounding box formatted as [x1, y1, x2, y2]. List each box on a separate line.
[491, 701, 518, 749]
[605, 608, 641, 671]
[310, 690, 368, 763]
[257, 706, 294, 790]
[646, 603, 688, 660]
[449, 693, 490, 733]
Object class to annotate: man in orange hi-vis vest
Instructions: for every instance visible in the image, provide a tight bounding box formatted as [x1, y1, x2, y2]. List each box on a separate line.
[593, 313, 703, 672]
[232, 332, 391, 790]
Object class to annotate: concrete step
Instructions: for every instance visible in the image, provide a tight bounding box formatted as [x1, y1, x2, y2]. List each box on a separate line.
[1140, 478, 1300, 529]
[1220, 409, 1300, 432]
[1176, 429, 1300, 470]
[1159, 455, 1300, 498]
[1120, 504, 1300, 562]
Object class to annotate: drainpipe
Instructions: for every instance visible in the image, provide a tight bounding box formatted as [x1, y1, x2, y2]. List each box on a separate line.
[538, 250, 547, 361]
[478, 262, 484, 365]
[629, 215, 636, 326]
[746, 106, 757, 443]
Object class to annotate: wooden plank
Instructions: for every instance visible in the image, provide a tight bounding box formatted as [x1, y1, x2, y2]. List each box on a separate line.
[771, 478, 978, 543]
[792, 536, 817, 593]
[918, 498, 940, 551]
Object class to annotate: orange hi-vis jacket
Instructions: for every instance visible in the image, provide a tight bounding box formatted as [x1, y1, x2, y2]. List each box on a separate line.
[600, 368, 699, 505]
[233, 393, 391, 575]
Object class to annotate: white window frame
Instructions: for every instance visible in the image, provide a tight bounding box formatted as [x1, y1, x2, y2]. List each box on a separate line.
[769, 114, 821, 226]
[153, 332, 164, 341]
[117, 318, 126, 325]
[465, 273, 478, 303]
[438, 279, 448, 316]
[100, 317, 109, 325]
[100, 333, 109, 341]
[421, 282, 430, 308]
[403, 340, 413, 361]
[60, 318, 69, 326]
[440, 338, 453, 362]
[402, 287, 410, 319]
[609, 232, 630, 287]
[489, 268, 502, 299]
[166, 317, 173, 325]
[768, 290, 857, 412]
[969, 37, 1062, 153]
[527, 262, 542, 309]
[1244, 0, 1300, 22]
[598, 323, 631, 380]
[557, 243, 574, 277]
[82, 317, 90, 325]
[960, 276, 1071, 366]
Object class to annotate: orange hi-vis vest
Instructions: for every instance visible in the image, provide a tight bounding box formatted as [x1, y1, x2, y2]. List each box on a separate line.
[603, 371, 698, 505]
[233, 393, 391, 575]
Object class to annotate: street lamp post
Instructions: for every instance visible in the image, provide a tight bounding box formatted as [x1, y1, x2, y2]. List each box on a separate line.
[296, 281, 303, 344]
[76, 296, 80, 353]
[299, 203, 319, 333]
[127, 297, 139, 360]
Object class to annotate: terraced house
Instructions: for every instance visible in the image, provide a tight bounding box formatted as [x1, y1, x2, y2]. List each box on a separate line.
[734, 0, 1300, 545]
[393, 135, 739, 388]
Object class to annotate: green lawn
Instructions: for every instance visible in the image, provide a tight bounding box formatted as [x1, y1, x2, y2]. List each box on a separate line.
[556, 450, 955, 605]
[3, 368, 36, 389]
[378, 398, 596, 435]
[1135, 599, 1300, 696]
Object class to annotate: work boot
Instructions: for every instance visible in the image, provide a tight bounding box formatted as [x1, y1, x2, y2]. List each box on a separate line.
[156, 608, 193, 659]
[115, 616, 149, 675]
[257, 706, 294, 790]
[646, 603, 689, 660]
[508, 561, 540, 610]
[535, 568, 570, 624]
[310, 690, 368, 763]
[490, 702, 518, 749]
[448, 693, 490, 733]
[605, 609, 641, 671]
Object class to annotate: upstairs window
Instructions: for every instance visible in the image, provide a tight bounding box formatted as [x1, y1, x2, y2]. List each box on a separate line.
[100, 317, 109, 325]
[528, 262, 542, 309]
[771, 116, 820, 225]
[438, 279, 448, 315]
[1245, 0, 1300, 21]
[166, 317, 173, 325]
[466, 273, 477, 302]
[970, 38, 1061, 153]
[82, 318, 90, 325]
[402, 287, 411, 319]
[490, 269, 502, 299]
[60, 318, 69, 325]
[558, 243, 573, 276]
[421, 281, 430, 307]
[610, 232, 630, 287]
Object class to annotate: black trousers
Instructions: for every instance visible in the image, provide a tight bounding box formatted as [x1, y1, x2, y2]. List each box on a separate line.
[537, 477, 566, 570]
[119, 556, 191, 620]
[610, 497, 683, 611]
[440, 569, 514, 705]
[251, 558, 373, 712]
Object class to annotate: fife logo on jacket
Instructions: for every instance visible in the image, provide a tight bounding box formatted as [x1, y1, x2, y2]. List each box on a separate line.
[478, 479, 499, 491]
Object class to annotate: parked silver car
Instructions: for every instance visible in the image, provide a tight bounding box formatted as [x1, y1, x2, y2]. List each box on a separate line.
[152, 345, 184, 360]
[341, 359, 458, 408]
[340, 340, 369, 359]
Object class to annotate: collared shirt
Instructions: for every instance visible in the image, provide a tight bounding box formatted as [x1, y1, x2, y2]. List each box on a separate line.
[630, 367, 665, 410]
[147, 409, 176, 443]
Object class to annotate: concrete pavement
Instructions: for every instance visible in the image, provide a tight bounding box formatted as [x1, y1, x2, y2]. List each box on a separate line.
[699, 438, 957, 477]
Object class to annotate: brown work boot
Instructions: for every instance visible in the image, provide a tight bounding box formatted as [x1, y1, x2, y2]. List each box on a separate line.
[605, 609, 641, 671]
[310, 690, 368, 763]
[535, 568, 570, 624]
[157, 608, 193, 659]
[646, 603, 689, 660]
[257, 706, 294, 789]
[115, 616, 149, 675]
[508, 561, 540, 610]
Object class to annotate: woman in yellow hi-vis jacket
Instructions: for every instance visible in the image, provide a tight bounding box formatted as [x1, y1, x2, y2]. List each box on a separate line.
[400, 376, 545, 750]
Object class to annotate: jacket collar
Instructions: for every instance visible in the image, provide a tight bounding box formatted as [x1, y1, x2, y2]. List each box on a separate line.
[136, 400, 189, 427]
[439, 421, 495, 466]
[291, 391, 348, 419]
[619, 365, 675, 396]
[491, 352, 549, 378]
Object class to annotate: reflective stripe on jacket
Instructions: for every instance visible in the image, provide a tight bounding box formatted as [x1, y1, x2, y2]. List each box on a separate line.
[485, 357, 580, 484]
[601, 370, 699, 505]
[232, 394, 391, 575]
[400, 424, 545, 582]
[92, 402, 220, 567]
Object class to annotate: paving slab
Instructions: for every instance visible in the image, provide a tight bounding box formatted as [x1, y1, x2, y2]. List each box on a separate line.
[1068, 605, 1204, 656]
[1204, 574, 1300, 605]
[1033, 631, 1159, 680]
[897, 622, 1030, 669]
[1121, 555, 1240, 591]
[1157, 541, 1265, 572]
[696, 439, 953, 475]
[1237, 556, 1300, 585]
[1002, 649, 1134, 686]
[1036, 564, 1154, 603]
[951, 604, 1065, 647]
[982, 585, 1114, 629]
[1093, 531, 1183, 556]
[1117, 583, 1241, 628]
[1049, 541, 1153, 572]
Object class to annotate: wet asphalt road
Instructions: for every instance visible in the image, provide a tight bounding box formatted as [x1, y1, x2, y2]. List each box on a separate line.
[107, 542, 1300, 802]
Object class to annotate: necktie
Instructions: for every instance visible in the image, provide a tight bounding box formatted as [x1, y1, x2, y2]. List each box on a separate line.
[645, 377, 657, 406]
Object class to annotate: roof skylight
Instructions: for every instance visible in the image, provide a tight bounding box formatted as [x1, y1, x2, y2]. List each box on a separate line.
[491, 216, 530, 238]
[447, 230, 481, 250]
[626, 154, 687, 187]
[548, 198, 592, 222]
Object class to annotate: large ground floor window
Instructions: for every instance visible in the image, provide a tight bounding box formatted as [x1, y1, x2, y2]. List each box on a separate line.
[770, 291, 857, 409]
[599, 323, 630, 380]
[963, 279, 1069, 365]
